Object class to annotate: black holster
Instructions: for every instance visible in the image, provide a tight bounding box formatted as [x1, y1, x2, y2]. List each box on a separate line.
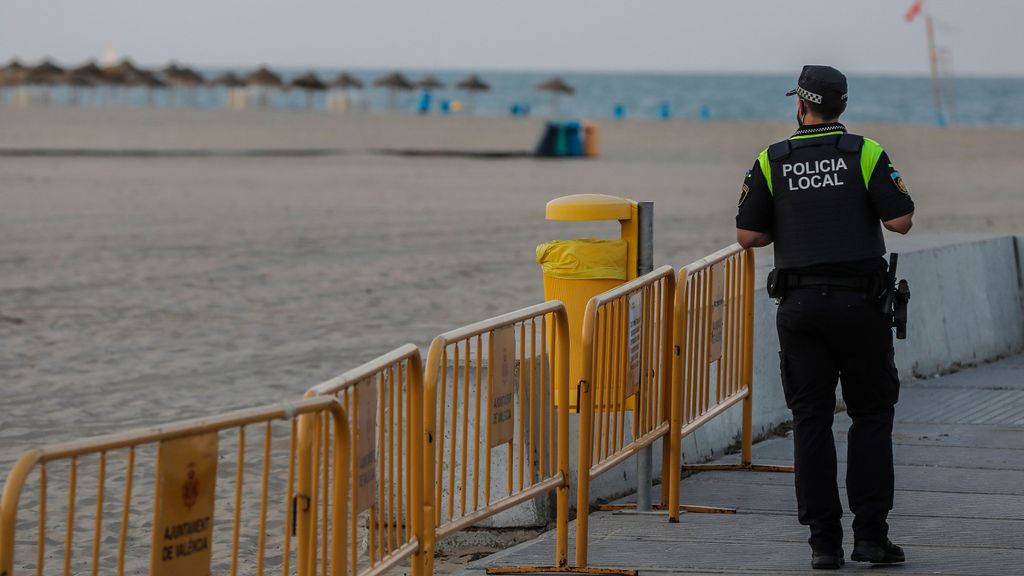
[767, 269, 786, 299]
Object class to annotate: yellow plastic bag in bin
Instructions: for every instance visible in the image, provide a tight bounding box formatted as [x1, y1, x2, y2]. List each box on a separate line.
[535, 239, 628, 280]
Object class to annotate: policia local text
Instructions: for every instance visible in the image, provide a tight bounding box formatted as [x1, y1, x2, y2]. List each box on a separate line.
[781, 158, 847, 190]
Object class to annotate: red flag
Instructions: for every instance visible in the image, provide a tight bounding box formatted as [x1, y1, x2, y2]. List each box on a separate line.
[905, 0, 924, 22]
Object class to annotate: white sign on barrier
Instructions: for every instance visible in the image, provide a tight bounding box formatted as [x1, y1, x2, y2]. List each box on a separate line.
[490, 326, 516, 447]
[151, 432, 218, 576]
[355, 380, 378, 513]
[626, 291, 643, 398]
[710, 263, 725, 362]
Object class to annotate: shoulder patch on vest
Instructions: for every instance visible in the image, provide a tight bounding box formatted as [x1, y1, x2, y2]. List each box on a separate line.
[836, 133, 864, 153]
[768, 140, 791, 162]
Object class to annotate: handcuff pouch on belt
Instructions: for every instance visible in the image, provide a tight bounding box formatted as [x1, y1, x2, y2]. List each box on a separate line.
[766, 268, 785, 299]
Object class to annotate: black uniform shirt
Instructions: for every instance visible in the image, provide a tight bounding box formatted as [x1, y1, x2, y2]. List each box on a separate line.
[736, 123, 915, 275]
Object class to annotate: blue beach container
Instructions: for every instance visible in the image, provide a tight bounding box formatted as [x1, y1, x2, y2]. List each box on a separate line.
[566, 121, 583, 157]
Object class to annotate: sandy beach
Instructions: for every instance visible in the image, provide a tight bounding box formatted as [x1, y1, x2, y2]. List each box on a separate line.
[1, 106, 1022, 571]
[3, 106, 1024, 463]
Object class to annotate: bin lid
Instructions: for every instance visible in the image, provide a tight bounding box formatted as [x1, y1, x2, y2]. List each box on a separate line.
[545, 194, 634, 221]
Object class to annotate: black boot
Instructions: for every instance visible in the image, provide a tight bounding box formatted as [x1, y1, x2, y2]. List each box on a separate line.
[852, 539, 905, 564]
[811, 548, 845, 570]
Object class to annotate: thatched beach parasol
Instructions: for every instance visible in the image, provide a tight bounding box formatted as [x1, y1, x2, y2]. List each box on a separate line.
[327, 73, 364, 112]
[0, 59, 26, 85]
[373, 71, 414, 110]
[103, 60, 165, 105]
[243, 65, 284, 87]
[25, 59, 64, 85]
[290, 71, 326, 91]
[416, 75, 445, 90]
[17, 60, 65, 105]
[535, 77, 574, 95]
[163, 63, 204, 86]
[455, 74, 490, 114]
[211, 71, 246, 110]
[456, 74, 490, 92]
[162, 63, 205, 106]
[130, 68, 165, 89]
[244, 65, 284, 108]
[211, 71, 245, 88]
[535, 76, 574, 117]
[290, 71, 326, 109]
[102, 58, 146, 85]
[0, 59, 27, 105]
[330, 72, 364, 90]
[70, 61, 104, 80]
[373, 71, 414, 90]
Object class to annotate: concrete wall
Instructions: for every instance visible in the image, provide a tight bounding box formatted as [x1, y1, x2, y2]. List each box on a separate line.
[439, 234, 1024, 533]
[682, 234, 1024, 467]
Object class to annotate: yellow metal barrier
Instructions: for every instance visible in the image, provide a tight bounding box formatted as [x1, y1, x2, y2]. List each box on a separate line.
[423, 302, 570, 575]
[306, 344, 426, 576]
[0, 397, 348, 576]
[574, 265, 676, 573]
[665, 244, 793, 520]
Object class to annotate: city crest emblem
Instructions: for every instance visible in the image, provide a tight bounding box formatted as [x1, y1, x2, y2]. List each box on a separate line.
[181, 462, 200, 510]
[891, 171, 909, 194]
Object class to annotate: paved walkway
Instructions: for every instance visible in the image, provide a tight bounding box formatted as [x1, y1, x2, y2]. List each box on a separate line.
[465, 354, 1024, 575]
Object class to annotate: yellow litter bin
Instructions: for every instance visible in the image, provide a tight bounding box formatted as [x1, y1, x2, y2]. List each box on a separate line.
[538, 194, 640, 411]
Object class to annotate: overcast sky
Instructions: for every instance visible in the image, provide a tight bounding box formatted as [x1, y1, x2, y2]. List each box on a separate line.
[2, 0, 1022, 77]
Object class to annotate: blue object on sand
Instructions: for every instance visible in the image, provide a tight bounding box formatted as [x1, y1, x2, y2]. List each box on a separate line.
[614, 103, 625, 119]
[417, 90, 431, 114]
[700, 105, 712, 121]
[566, 120, 583, 156]
[658, 101, 671, 120]
[535, 121, 574, 157]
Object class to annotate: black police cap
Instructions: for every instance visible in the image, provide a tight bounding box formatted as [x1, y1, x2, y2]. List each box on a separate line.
[786, 65, 848, 107]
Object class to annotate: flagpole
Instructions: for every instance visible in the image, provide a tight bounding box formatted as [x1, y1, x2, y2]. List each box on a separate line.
[942, 50, 958, 125]
[925, 10, 945, 125]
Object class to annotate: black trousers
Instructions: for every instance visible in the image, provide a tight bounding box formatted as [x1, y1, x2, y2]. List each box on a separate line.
[777, 286, 900, 551]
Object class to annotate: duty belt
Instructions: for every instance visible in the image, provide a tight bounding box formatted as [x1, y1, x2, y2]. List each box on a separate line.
[785, 275, 876, 291]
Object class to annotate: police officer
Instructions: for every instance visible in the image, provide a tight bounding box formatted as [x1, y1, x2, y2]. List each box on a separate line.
[735, 65, 915, 570]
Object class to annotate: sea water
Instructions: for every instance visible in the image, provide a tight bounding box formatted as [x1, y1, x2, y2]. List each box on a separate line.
[4, 68, 1022, 128]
